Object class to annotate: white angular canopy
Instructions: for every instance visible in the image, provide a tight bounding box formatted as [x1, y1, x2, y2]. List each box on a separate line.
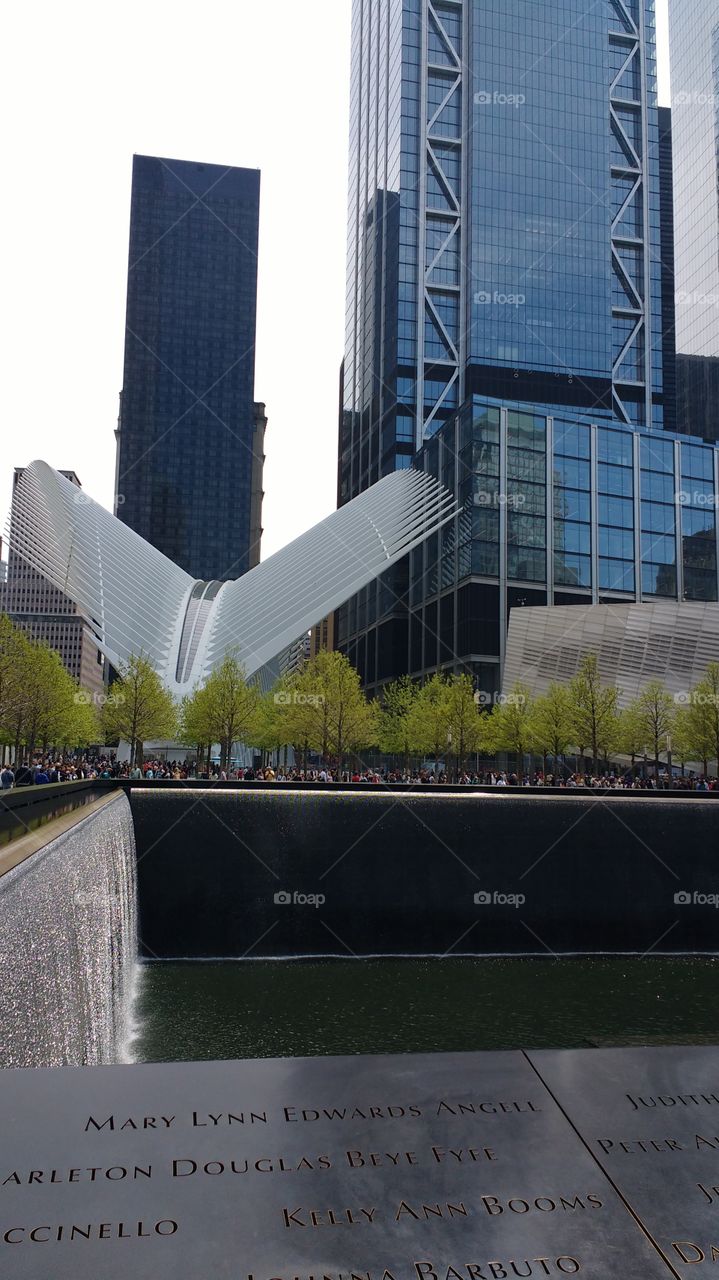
[10, 461, 456, 694]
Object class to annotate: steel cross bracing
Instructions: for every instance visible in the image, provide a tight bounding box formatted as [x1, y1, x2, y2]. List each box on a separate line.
[609, 0, 652, 426]
[417, 0, 466, 445]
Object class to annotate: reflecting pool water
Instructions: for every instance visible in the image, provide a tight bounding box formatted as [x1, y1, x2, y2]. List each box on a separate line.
[131, 956, 719, 1062]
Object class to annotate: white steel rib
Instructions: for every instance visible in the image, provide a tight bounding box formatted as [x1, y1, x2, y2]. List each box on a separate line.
[9, 461, 457, 695]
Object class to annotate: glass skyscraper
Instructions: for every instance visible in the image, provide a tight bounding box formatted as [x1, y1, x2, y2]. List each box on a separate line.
[670, 0, 719, 442]
[658, 106, 676, 436]
[116, 155, 265, 582]
[670, 0, 719, 360]
[337, 0, 695, 697]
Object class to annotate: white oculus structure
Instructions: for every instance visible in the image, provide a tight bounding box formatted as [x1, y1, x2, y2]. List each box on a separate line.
[9, 461, 457, 695]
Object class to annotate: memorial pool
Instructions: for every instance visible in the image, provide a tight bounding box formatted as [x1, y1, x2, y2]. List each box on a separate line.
[131, 956, 719, 1063]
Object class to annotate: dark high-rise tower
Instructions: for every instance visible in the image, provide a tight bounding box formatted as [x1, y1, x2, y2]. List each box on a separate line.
[116, 155, 265, 581]
[337, 0, 677, 697]
[658, 107, 677, 436]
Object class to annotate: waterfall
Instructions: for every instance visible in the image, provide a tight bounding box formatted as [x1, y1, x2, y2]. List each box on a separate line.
[0, 792, 137, 1068]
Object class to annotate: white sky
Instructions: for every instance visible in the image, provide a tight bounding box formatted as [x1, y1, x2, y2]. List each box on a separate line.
[1, 1, 670, 561]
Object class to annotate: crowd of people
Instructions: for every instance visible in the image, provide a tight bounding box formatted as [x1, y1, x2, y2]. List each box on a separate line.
[0, 754, 119, 787]
[1, 755, 717, 791]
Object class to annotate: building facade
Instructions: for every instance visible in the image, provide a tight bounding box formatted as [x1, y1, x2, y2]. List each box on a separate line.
[503, 600, 719, 710]
[670, 0, 719, 362]
[669, 0, 719, 442]
[658, 106, 677, 435]
[116, 155, 265, 581]
[411, 401, 719, 698]
[677, 355, 719, 444]
[338, 0, 672, 694]
[2, 469, 105, 696]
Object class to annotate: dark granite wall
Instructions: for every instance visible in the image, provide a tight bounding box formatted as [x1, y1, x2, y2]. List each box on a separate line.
[129, 788, 719, 958]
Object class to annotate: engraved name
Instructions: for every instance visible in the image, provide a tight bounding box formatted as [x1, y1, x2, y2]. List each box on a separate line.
[2, 1220, 178, 1245]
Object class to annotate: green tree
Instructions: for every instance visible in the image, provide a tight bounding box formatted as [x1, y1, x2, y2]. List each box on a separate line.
[672, 705, 696, 775]
[16, 641, 74, 758]
[178, 683, 215, 771]
[444, 674, 487, 776]
[486, 682, 535, 766]
[0, 613, 99, 759]
[62, 689, 99, 751]
[0, 614, 29, 749]
[617, 702, 648, 774]
[309, 650, 378, 765]
[530, 683, 572, 778]
[201, 652, 260, 772]
[632, 680, 675, 779]
[406, 673, 451, 769]
[102, 653, 178, 766]
[569, 654, 619, 773]
[687, 663, 719, 773]
[273, 668, 317, 773]
[377, 675, 420, 771]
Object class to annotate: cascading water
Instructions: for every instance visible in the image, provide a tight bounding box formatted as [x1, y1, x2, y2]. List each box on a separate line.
[0, 792, 137, 1068]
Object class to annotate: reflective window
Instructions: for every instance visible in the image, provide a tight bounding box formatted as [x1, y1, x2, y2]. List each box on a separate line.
[472, 542, 499, 575]
[641, 501, 676, 535]
[508, 412, 546, 452]
[509, 480, 545, 515]
[553, 457, 591, 490]
[508, 513, 546, 548]
[600, 528, 635, 560]
[641, 471, 675, 503]
[508, 547, 546, 582]
[598, 496, 634, 528]
[642, 563, 677, 595]
[598, 463, 634, 498]
[555, 522, 591, 555]
[508, 449, 546, 484]
[555, 553, 591, 588]
[640, 436, 674, 473]
[599, 560, 635, 591]
[554, 421, 591, 459]
[554, 488, 591, 522]
[681, 443, 714, 482]
[598, 429, 633, 466]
